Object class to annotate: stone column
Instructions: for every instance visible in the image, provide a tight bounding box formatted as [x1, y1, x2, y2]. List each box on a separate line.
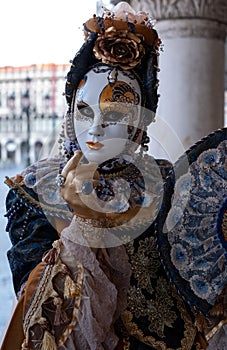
[131, 0, 227, 158]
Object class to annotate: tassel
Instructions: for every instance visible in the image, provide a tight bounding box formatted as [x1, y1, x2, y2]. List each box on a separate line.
[64, 275, 80, 299]
[54, 298, 63, 326]
[53, 297, 69, 325]
[43, 240, 61, 264]
[43, 248, 58, 265]
[41, 331, 57, 350]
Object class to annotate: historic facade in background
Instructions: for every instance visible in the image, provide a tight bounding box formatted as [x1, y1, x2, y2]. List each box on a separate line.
[0, 63, 69, 165]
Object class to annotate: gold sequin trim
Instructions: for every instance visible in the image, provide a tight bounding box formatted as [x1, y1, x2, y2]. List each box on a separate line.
[122, 237, 197, 349]
[121, 288, 197, 350]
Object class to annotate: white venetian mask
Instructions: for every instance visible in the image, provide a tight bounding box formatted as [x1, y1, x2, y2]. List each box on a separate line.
[73, 64, 142, 163]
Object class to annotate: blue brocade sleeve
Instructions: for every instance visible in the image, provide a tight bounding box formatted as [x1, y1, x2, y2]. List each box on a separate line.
[5, 188, 59, 295]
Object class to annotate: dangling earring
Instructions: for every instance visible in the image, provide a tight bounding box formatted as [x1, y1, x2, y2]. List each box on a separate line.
[139, 129, 150, 156]
[141, 130, 150, 152]
[65, 111, 76, 142]
[62, 111, 80, 162]
[127, 125, 134, 138]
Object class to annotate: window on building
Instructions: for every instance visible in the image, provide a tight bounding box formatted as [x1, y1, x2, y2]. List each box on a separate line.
[6, 140, 16, 163]
[34, 141, 43, 161]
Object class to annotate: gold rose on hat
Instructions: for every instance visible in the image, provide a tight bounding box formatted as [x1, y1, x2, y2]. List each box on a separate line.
[84, 1, 159, 70]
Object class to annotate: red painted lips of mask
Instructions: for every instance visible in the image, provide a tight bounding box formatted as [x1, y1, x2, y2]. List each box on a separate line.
[86, 141, 104, 150]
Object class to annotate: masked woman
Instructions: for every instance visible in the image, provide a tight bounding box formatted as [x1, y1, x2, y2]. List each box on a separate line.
[2, 2, 227, 350]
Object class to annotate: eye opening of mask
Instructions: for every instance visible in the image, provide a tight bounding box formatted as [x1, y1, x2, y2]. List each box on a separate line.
[102, 110, 125, 123]
[77, 103, 95, 119]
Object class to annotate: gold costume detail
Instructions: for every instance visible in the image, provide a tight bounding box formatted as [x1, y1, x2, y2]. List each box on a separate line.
[121, 236, 197, 349]
[22, 241, 84, 349]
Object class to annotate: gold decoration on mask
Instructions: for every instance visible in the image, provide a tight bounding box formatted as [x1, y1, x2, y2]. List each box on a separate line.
[99, 81, 139, 120]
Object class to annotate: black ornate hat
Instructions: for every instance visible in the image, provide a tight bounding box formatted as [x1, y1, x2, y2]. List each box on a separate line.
[64, 2, 161, 122]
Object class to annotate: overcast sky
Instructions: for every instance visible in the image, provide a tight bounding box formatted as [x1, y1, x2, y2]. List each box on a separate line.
[0, 0, 111, 67]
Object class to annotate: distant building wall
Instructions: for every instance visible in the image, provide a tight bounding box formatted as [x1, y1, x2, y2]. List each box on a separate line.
[0, 63, 69, 165]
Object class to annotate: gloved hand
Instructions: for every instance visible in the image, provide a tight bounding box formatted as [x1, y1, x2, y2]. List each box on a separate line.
[60, 150, 102, 219]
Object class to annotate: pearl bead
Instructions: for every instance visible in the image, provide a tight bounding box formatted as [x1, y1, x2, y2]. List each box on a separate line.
[81, 180, 93, 195]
